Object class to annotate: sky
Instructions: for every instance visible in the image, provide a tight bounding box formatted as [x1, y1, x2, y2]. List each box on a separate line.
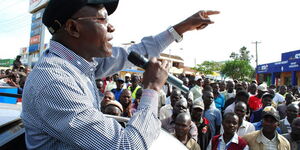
[1, 0, 300, 68]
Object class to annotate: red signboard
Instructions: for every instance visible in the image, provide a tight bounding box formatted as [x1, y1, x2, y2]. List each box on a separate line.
[30, 35, 40, 45]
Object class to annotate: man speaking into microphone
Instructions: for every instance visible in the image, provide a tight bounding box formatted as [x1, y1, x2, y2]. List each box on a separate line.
[21, 0, 219, 149]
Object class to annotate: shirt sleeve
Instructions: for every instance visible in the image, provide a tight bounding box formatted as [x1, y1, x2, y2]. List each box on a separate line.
[94, 30, 175, 78]
[35, 78, 161, 150]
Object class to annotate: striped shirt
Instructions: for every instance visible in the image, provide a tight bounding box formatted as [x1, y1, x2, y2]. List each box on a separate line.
[21, 30, 175, 150]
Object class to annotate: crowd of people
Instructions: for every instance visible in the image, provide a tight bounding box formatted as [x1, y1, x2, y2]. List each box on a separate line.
[0, 56, 31, 96]
[97, 73, 300, 150]
[2, 0, 300, 149]
[1, 57, 300, 150]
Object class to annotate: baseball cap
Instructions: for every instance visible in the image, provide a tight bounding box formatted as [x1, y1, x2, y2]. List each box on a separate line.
[194, 76, 202, 81]
[125, 73, 131, 77]
[117, 78, 124, 83]
[262, 92, 274, 99]
[42, 0, 119, 34]
[262, 106, 280, 122]
[105, 100, 123, 112]
[192, 100, 204, 110]
[257, 83, 268, 92]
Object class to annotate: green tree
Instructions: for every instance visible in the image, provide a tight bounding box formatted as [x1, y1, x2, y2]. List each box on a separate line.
[220, 59, 254, 80]
[192, 61, 222, 75]
[230, 46, 253, 62]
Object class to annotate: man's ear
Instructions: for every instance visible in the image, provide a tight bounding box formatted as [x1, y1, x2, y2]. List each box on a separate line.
[64, 19, 80, 38]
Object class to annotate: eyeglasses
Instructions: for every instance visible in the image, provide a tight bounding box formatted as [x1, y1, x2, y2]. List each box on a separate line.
[72, 16, 108, 24]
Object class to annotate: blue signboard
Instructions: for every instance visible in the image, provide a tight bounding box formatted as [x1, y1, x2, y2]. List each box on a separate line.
[30, 19, 42, 30]
[28, 44, 39, 53]
[30, 28, 41, 37]
[257, 59, 300, 74]
[281, 49, 300, 61]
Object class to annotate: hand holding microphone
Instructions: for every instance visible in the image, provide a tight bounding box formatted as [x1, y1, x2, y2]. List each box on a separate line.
[128, 51, 189, 93]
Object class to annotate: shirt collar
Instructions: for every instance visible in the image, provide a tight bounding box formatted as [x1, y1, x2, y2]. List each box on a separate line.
[257, 130, 278, 143]
[240, 120, 246, 128]
[219, 133, 239, 144]
[48, 40, 98, 75]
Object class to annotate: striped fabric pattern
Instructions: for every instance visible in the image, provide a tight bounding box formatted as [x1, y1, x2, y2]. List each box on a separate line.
[21, 29, 174, 150]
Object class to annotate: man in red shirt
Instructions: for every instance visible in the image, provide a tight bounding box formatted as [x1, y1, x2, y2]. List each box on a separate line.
[248, 83, 267, 111]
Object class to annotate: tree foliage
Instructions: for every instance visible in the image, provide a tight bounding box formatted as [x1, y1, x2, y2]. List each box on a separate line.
[221, 60, 254, 80]
[192, 61, 222, 75]
[229, 46, 253, 62]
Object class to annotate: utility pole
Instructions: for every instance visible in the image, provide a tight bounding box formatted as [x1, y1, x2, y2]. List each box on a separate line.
[252, 41, 261, 67]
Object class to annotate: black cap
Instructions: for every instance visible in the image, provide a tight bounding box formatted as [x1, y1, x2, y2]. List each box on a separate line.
[117, 78, 124, 83]
[262, 92, 274, 99]
[42, 0, 119, 34]
[262, 106, 280, 122]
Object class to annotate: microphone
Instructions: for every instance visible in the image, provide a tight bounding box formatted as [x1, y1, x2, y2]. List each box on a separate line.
[128, 51, 189, 93]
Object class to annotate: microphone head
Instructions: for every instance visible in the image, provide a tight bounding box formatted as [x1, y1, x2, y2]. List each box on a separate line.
[128, 51, 148, 69]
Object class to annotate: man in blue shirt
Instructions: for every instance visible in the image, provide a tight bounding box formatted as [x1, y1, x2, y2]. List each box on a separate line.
[203, 91, 222, 136]
[21, 0, 219, 149]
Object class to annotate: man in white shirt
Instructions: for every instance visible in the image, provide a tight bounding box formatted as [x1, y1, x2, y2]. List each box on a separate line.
[221, 101, 255, 136]
[207, 112, 249, 150]
[190, 76, 203, 101]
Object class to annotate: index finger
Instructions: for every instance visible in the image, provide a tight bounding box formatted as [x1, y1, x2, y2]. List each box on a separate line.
[205, 10, 220, 16]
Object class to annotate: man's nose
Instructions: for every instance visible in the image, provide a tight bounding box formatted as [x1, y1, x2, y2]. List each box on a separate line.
[107, 23, 115, 32]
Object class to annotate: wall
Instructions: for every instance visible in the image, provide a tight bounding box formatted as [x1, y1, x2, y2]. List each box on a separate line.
[280, 72, 291, 86]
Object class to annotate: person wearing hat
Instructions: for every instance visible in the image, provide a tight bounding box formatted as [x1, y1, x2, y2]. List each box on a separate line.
[248, 83, 268, 111]
[124, 73, 131, 88]
[21, 0, 220, 149]
[250, 92, 274, 123]
[191, 100, 211, 150]
[103, 100, 124, 116]
[243, 106, 290, 150]
[190, 76, 203, 101]
[111, 78, 125, 101]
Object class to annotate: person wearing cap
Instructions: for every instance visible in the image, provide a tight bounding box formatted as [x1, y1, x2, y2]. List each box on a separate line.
[124, 73, 131, 88]
[111, 78, 124, 101]
[243, 106, 290, 150]
[279, 103, 299, 134]
[248, 83, 268, 111]
[21, 0, 220, 149]
[191, 100, 211, 150]
[250, 92, 274, 123]
[190, 76, 203, 101]
[283, 117, 300, 150]
[103, 100, 123, 116]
